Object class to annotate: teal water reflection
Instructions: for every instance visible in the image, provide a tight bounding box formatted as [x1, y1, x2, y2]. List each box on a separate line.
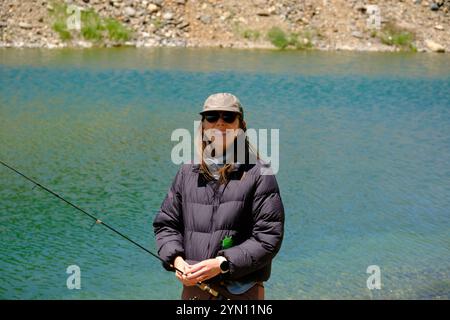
[0, 48, 449, 299]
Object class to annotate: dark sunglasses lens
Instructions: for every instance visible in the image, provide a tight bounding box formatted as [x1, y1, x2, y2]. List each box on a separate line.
[204, 112, 220, 123]
[222, 112, 237, 123]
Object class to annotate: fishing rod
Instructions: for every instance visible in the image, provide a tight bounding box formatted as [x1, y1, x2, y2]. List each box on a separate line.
[0, 160, 224, 300]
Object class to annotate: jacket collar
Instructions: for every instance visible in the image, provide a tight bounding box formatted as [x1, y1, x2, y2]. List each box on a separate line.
[192, 162, 242, 173]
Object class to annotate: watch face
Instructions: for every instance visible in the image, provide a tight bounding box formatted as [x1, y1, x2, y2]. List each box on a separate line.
[220, 260, 229, 272]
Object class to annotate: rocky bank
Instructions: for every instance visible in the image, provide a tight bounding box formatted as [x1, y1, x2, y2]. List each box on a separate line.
[0, 0, 449, 52]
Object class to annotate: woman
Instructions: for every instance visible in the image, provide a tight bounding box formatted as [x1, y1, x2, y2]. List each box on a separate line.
[153, 93, 284, 300]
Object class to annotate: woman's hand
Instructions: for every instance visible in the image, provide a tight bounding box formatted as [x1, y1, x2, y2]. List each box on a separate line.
[173, 256, 197, 287]
[185, 258, 222, 283]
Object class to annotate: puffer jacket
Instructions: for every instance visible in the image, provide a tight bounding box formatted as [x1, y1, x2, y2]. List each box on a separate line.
[153, 160, 284, 283]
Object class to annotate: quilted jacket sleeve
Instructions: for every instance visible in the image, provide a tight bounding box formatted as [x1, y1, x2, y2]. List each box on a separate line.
[153, 166, 185, 271]
[218, 170, 285, 280]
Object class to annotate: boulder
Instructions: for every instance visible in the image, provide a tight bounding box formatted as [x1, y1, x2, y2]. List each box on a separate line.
[178, 21, 190, 29]
[124, 7, 136, 17]
[19, 22, 33, 29]
[147, 4, 159, 13]
[199, 15, 211, 24]
[163, 12, 174, 20]
[430, 3, 439, 10]
[351, 31, 364, 39]
[425, 39, 445, 52]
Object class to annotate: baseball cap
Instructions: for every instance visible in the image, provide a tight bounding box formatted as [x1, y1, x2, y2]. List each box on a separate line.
[200, 93, 244, 117]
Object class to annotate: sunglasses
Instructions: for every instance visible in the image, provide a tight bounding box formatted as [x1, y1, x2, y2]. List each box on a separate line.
[202, 111, 239, 124]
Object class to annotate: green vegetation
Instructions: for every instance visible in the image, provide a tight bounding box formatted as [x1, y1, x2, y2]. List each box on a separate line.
[49, 1, 72, 41]
[52, 21, 72, 41]
[377, 22, 416, 52]
[152, 18, 163, 30]
[80, 9, 104, 42]
[48, 1, 131, 44]
[242, 29, 261, 41]
[104, 18, 132, 42]
[290, 30, 314, 50]
[267, 27, 289, 49]
[267, 27, 314, 50]
[232, 22, 261, 41]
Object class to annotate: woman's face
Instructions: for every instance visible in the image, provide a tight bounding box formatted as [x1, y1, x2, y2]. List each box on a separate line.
[202, 112, 243, 151]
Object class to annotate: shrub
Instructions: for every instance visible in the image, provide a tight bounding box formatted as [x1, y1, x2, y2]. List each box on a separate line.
[267, 27, 289, 49]
[378, 22, 416, 51]
[80, 9, 104, 41]
[52, 21, 72, 41]
[267, 27, 314, 50]
[49, 1, 72, 41]
[104, 18, 131, 42]
[292, 30, 314, 50]
[242, 29, 261, 41]
[48, 1, 132, 44]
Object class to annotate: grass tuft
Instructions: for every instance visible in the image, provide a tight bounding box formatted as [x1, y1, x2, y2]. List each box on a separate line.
[48, 1, 132, 44]
[242, 29, 261, 41]
[378, 22, 416, 52]
[267, 27, 289, 49]
[267, 27, 314, 50]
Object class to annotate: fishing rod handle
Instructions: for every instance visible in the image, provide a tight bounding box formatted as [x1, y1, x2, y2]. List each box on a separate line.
[197, 282, 221, 298]
[170, 264, 216, 294]
[170, 263, 223, 299]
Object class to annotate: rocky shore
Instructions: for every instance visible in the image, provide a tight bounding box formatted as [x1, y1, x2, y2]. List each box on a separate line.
[0, 0, 449, 52]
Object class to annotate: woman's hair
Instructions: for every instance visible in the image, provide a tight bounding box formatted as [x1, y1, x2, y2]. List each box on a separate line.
[195, 115, 259, 184]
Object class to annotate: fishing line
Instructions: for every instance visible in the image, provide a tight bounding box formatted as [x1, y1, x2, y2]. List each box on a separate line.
[0, 160, 223, 299]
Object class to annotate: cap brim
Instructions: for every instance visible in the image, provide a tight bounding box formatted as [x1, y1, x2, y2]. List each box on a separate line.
[200, 107, 242, 114]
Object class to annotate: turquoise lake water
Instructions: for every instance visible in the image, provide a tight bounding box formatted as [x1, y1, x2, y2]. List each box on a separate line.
[0, 48, 449, 299]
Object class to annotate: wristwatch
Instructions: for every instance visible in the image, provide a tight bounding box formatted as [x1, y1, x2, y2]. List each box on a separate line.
[217, 256, 230, 273]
